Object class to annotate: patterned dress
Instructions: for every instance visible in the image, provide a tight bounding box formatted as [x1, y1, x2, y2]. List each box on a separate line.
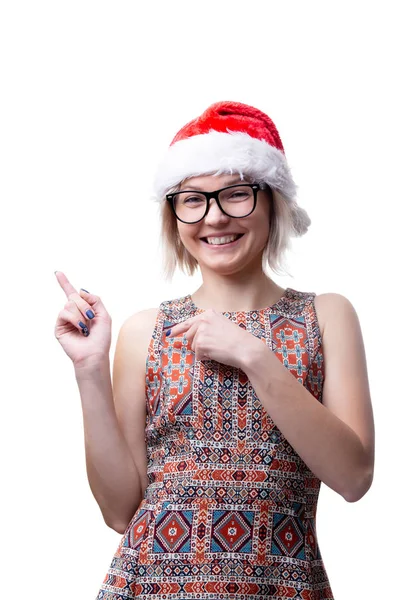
[97, 287, 334, 600]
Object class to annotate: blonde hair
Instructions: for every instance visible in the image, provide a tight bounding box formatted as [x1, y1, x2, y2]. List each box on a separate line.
[156, 178, 298, 282]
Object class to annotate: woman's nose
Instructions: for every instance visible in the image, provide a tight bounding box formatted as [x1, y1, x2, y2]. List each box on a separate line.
[204, 198, 229, 223]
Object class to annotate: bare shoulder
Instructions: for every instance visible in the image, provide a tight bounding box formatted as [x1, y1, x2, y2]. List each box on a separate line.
[120, 307, 160, 363]
[123, 307, 160, 334]
[313, 292, 357, 338]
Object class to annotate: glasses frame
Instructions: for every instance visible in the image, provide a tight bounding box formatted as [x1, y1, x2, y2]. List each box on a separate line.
[166, 182, 270, 224]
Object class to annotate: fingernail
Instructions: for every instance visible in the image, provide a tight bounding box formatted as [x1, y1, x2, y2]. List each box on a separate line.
[86, 310, 95, 319]
[166, 329, 171, 336]
[78, 321, 89, 336]
[81, 288, 90, 293]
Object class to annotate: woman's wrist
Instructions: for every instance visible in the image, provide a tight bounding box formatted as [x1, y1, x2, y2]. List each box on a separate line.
[74, 355, 111, 381]
[239, 336, 268, 374]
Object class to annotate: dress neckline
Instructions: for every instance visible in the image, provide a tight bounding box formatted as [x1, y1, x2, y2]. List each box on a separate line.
[186, 287, 291, 315]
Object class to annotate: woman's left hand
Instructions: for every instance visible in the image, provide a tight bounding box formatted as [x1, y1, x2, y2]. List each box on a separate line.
[166, 309, 262, 370]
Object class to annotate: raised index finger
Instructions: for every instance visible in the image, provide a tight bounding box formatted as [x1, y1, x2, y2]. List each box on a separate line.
[55, 271, 78, 299]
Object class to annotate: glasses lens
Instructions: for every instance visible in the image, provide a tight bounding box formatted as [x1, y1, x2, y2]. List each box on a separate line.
[219, 185, 255, 217]
[172, 185, 255, 223]
[173, 191, 207, 223]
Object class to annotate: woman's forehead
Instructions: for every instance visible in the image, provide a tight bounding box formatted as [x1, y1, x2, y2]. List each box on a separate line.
[180, 172, 248, 190]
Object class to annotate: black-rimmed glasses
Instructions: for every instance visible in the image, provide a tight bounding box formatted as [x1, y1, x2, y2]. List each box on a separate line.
[166, 183, 269, 224]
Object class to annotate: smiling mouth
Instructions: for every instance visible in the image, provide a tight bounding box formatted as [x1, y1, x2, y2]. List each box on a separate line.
[200, 234, 245, 246]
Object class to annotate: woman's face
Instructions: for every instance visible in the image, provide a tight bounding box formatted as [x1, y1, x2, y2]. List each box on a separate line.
[175, 173, 272, 275]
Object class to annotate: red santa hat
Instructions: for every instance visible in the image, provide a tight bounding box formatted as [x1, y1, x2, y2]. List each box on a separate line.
[153, 101, 310, 235]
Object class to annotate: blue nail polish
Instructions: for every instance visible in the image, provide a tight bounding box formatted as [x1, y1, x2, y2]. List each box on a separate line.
[166, 329, 171, 336]
[78, 321, 89, 335]
[81, 288, 90, 293]
[86, 310, 95, 319]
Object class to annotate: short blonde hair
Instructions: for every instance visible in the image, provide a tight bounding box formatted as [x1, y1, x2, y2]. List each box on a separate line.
[157, 178, 299, 282]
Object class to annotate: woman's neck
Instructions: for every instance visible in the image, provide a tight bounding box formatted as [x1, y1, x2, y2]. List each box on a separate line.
[190, 275, 287, 313]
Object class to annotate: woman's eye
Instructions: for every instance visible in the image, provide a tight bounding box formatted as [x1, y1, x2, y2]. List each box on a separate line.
[183, 196, 204, 204]
[229, 192, 248, 199]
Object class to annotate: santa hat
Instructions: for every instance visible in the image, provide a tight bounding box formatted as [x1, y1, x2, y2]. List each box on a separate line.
[153, 101, 310, 236]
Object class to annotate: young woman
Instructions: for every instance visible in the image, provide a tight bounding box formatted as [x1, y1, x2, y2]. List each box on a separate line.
[54, 101, 375, 600]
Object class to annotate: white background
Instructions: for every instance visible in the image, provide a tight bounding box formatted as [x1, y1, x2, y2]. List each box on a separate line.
[1, 2, 398, 598]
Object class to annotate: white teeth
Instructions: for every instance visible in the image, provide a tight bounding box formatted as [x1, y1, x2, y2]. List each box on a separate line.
[206, 234, 240, 245]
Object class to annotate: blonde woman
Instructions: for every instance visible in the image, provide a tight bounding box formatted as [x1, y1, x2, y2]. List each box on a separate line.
[54, 101, 374, 600]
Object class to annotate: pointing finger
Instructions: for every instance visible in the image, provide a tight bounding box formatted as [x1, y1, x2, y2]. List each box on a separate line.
[55, 271, 78, 298]
[55, 271, 96, 320]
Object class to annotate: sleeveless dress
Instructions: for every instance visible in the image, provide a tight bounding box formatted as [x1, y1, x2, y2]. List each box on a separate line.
[96, 287, 334, 600]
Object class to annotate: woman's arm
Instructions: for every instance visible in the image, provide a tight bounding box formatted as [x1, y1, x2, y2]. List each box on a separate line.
[76, 359, 143, 533]
[240, 293, 375, 502]
[76, 308, 157, 533]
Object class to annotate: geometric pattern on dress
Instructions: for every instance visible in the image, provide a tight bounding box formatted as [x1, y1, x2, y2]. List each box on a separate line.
[305, 516, 321, 560]
[270, 314, 310, 384]
[96, 287, 335, 600]
[161, 335, 195, 419]
[172, 390, 193, 416]
[153, 509, 193, 553]
[126, 508, 152, 550]
[97, 541, 138, 599]
[271, 511, 306, 559]
[210, 509, 255, 553]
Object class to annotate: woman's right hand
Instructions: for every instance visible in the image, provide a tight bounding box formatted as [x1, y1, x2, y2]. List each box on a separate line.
[54, 271, 112, 370]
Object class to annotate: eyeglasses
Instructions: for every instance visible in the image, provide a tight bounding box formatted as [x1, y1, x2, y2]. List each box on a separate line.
[166, 182, 270, 224]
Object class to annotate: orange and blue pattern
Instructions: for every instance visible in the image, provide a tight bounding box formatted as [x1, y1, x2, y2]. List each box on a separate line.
[96, 288, 334, 599]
